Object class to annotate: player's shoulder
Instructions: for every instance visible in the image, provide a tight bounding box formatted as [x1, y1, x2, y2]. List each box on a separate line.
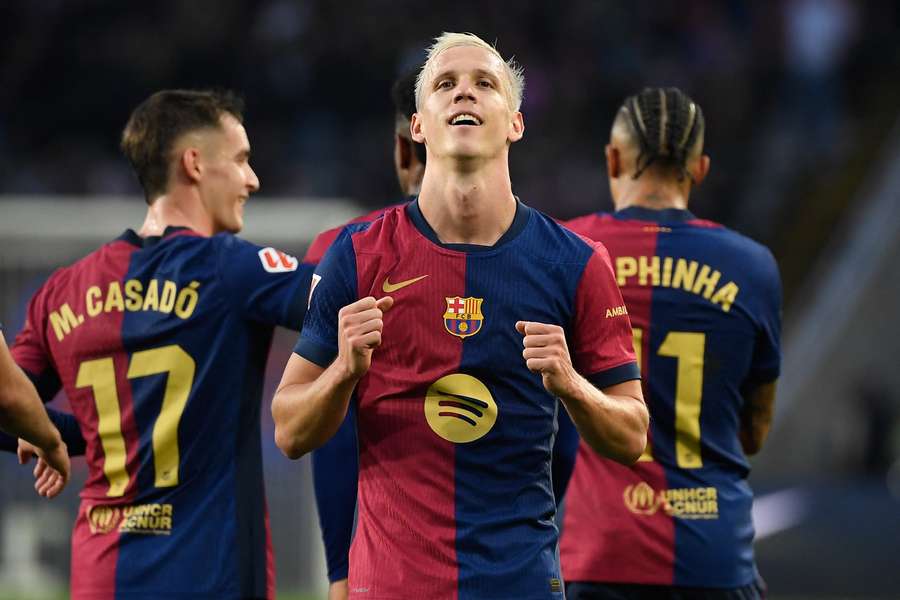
[563, 210, 620, 235]
[39, 234, 139, 292]
[686, 219, 777, 270]
[332, 203, 406, 254]
[521, 206, 607, 266]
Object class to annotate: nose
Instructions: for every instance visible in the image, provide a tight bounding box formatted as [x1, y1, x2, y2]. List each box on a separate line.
[453, 80, 477, 104]
[247, 164, 260, 193]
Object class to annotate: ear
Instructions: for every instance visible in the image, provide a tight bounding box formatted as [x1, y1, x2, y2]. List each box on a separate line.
[508, 111, 524, 143]
[410, 113, 426, 144]
[606, 145, 620, 179]
[396, 134, 413, 170]
[690, 154, 710, 186]
[180, 147, 202, 184]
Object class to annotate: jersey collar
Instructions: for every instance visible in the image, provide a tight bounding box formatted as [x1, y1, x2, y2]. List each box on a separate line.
[613, 206, 697, 223]
[406, 197, 531, 253]
[116, 226, 194, 248]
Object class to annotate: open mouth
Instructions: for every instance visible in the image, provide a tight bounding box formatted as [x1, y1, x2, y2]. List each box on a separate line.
[449, 113, 483, 126]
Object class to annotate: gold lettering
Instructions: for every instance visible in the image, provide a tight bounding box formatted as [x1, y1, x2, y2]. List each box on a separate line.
[124, 279, 143, 311]
[159, 281, 177, 314]
[174, 281, 200, 319]
[710, 282, 739, 313]
[104, 281, 125, 313]
[662, 256, 673, 287]
[672, 259, 698, 291]
[692, 265, 721, 299]
[49, 304, 82, 341]
[638, 256, 660, 286]
[160, 516, 172, 529]
[142, 280, 159, 311]
[85, 287, 103, 317]
[162, 504, 173, 517]
[616, 256, 637, 287]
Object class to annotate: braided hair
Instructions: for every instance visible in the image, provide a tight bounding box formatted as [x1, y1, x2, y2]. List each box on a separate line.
[620, 87, 704, 181]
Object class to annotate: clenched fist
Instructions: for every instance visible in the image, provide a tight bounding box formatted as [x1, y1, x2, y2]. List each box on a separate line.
[337, 296, 394, 378]
[516, 320, 579, 398]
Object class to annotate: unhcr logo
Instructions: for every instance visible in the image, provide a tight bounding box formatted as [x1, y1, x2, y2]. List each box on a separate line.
[623, 482, 720, 520]
[623, 482, 662, 515]
[87, 505, 122, 534]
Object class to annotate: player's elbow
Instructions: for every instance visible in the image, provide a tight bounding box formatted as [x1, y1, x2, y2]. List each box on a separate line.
[612, 431, 648, 466]
[603, 411, 649, 465]
[274, 425, 309, 460]
[616, 404, 650, 465]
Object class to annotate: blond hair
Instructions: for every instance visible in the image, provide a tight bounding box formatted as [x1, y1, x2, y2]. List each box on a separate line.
[415, 32, 524, 113]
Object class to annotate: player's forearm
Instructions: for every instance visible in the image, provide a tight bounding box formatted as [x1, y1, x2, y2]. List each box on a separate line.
[0, 379, 65, 454]
[273, 363, 359, 459]
[739, 407, 772, 455]
[559, 376, 648, 465]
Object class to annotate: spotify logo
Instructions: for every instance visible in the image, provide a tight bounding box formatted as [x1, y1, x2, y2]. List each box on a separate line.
[424, 374, 498, 443]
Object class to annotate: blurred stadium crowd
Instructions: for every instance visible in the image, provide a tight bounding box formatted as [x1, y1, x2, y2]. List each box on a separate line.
[1, 1, 897, 307]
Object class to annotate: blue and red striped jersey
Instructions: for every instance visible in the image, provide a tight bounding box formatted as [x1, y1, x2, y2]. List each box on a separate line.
[560, 206, 781, 588]
[296, 200, 638, 599]
[12, 226, 310, 600]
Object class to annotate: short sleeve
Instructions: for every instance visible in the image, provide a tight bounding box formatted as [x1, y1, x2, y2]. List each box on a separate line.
[747, 250, 782, 384]
[216, 235, 313, 330]
[570, 242, 640, 388]
[294, 228, 361, 367]
[11, 282, 62, 400]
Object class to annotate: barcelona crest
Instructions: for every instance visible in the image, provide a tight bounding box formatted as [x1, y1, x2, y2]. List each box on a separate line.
[443, 296, 484, 339]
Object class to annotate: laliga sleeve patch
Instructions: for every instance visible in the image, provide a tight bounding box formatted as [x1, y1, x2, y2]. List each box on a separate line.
[258, 247, 299, 273]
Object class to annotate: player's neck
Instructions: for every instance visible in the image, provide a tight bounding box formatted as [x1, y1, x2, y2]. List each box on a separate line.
[138, 192, 215, 237]
[614, 178, 690, 212]
[417, 160, 516, 246]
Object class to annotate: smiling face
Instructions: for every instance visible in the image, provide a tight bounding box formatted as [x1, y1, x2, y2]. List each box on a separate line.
[195, 113, 259, 233]
[412, 45, 523, 163]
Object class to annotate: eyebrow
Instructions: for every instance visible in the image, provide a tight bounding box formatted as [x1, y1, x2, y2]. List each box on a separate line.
[432, 68, 501, 85]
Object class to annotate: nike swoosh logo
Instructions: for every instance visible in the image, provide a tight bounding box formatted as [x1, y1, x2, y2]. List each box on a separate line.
[382, 274, 428, 293]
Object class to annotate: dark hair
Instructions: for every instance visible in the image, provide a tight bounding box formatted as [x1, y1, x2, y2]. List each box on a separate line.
[391, 70, 426, 165]
[620, 87, 704, 181]
[120, 89, 245, 203]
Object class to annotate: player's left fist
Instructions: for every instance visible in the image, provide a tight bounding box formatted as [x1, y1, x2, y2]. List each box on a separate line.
[515, 321, 578, 398]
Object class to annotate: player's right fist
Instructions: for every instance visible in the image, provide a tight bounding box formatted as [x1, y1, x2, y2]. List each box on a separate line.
[336, 295, 394, 378]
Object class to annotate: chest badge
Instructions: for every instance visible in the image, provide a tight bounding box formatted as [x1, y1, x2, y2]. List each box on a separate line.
[443, 296, 484, 339]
